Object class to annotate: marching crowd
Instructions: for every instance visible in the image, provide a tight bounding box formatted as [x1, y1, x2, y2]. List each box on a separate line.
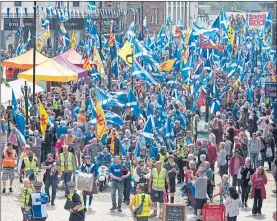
[0, 75, 276, 221]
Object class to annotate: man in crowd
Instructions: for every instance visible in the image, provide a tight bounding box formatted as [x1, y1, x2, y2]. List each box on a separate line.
[59, 145, 75, 197]
[1, 143, 16, 193]
[109, 156, 130, 212]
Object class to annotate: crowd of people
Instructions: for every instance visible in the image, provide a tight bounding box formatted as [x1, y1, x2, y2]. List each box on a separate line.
[0, 75, 276, 221]
[0, 6, 276, 221]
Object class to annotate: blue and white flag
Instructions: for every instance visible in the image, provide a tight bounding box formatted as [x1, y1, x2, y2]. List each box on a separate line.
[181, 58, 192, 83]
[104, 110, 123, 127]
[132, 60, 157, 85]
[142, 116, 155, 142]
[264, 10, 272, 33]
[210, 97, 220, 114]
[127, 89, 141, 117]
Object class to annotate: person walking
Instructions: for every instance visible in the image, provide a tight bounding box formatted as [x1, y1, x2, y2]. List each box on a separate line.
[1, 143, 16, 193]
[193, 168, 208, 221]
[163, 155, 179, 203]
[218, 142, 227, 178]
[21, 150, 39, 183]
[80, 156, 98, 210]
[175, 136, 186, 183]
[109, 156, 130, 212]
[123, 153, 133, 205]
[59, 145, 76, 197]
[25, 182, 48, 221]
[129, 183, 152, 221]
[214, 174, 230, 204]
[148, 161, 169, 219]
[224, 186, 240, 221]
[240, 158, 255, 208]
[66, 181, 86, 221]
[229, 150, 244, 190]
[20, 178, 32, 221]
[248, 132, 261, 170]
[251, 166, 268, 215]
[42, 153, 58, 205]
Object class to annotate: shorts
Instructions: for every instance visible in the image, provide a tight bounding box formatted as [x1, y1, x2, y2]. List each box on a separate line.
[195, 198, 207, 210]
[151, 189, 164, 203]
[2, 168, 15, 181]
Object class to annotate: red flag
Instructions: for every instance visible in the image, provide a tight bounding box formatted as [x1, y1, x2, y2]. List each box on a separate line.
[175, 26, 182, 36]
[197, 89, 206, 106]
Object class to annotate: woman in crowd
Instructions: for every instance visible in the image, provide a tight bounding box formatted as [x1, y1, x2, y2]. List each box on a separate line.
[214, 174, 230, 204]
[240, 158, 255, 208]
[217, 142, 227, 178]
[251, 166, 268, 215]
[224, 186, 240, 221]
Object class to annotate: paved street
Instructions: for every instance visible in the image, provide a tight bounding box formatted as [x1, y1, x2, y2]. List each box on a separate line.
[1, 166, 276, 221]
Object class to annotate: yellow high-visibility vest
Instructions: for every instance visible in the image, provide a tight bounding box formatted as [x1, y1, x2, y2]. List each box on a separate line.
[21, 186, 32, 208]
[59, 152, 74, 172]
[152, 168, 166, 189]
[135, 193, 151, 217]
[68, 191, 85, 212]
[24, 158, 38, 176]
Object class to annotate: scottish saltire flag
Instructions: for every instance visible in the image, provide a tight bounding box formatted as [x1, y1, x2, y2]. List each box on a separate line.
[132, 60, 157, 85]
[157, 91, 165, 109]
[86, 1, 96, 11]
[146, 103, 153, 117]
[166, 14, 172, 27]
[110, 45, 118, 78]
[211, 81, 220, 99]
[264, 11, 272, 33]
[142, 116, 155, 143]
[210, 10, 229, 34]
[181, 58, 192, 83]
[73, 105, 80, 122]
[210, 97, 220, 114]
[104, 110, 123, 127]
[12, 90, 25, 135]
[177, 20, 184, 31]
[95, 87, 122, 108]
[12, 90, 19, 116]
[127, 89, 141, 117]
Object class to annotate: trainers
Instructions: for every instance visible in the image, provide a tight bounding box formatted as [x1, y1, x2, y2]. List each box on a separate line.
[2, 188, 6, 193]
[110, 206, 117, 211]
[51, 201, 55, 206]
[245, 202, 248, 207]
[117, 207, 122, 212]
[151, 210, 158, 217]
[88, 205, 92, 210]
[9, 187, 13, 192]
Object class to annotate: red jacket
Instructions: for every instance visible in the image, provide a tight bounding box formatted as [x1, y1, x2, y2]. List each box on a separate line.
[229, 155, 244, 176]
[207, 144, 217, 165]
[251, 172, 267, 199]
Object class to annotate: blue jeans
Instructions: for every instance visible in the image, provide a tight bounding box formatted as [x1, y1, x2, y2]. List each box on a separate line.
[83, 194, 93, 207]
[63, 172, 72, 195]
[45, 178, 57, 202]
[250, 153, 258, 169]
[111, 181, 124, 208]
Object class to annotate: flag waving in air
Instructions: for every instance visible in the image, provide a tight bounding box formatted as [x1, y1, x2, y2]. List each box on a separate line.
[38, 99, 49, 136]
[118, 41, 133, 66]
[158, 59, 176, 71]
[95, 100, 109, 139]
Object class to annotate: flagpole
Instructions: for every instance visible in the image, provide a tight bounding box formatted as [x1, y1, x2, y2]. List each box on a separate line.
[99, 1, 102, 86]
[33, 1, 36, 104]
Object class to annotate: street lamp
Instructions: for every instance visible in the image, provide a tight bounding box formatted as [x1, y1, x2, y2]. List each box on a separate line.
[21, 81, 31, 125]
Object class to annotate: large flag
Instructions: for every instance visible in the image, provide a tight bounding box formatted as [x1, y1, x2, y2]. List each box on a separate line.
[142, 116, 155, 142]
[127, 88, 141, 117]
[71, 29, 76, 49]
[95, 100, 109, 139]
[118, 41, 133, 66]
[132, 60, 157, 85]
[158, 59, 176, 71]
[264, 10, 272, 33]
[210, 97, 220, 114]
[10, 123, 26, 145]
[38, 99, 49, 136]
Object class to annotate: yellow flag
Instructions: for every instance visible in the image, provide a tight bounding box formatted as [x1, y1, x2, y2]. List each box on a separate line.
[71, 29, 76, 49]
[228, 25, 235, 45]
[43, 27, 50, 41]
[93, 47, 105, 75]
[38, 99, 49, 136]
[118, 41, 133, 66]
[158, 58, 176, 71]
[95, 100, 109, 139]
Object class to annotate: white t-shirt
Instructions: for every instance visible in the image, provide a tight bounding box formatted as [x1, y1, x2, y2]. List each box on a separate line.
[224, 197, 240, 217]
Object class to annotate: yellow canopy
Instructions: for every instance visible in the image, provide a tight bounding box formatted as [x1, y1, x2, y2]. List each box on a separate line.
[18, 59, 78, 82]
[2, 49, 48, 70]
